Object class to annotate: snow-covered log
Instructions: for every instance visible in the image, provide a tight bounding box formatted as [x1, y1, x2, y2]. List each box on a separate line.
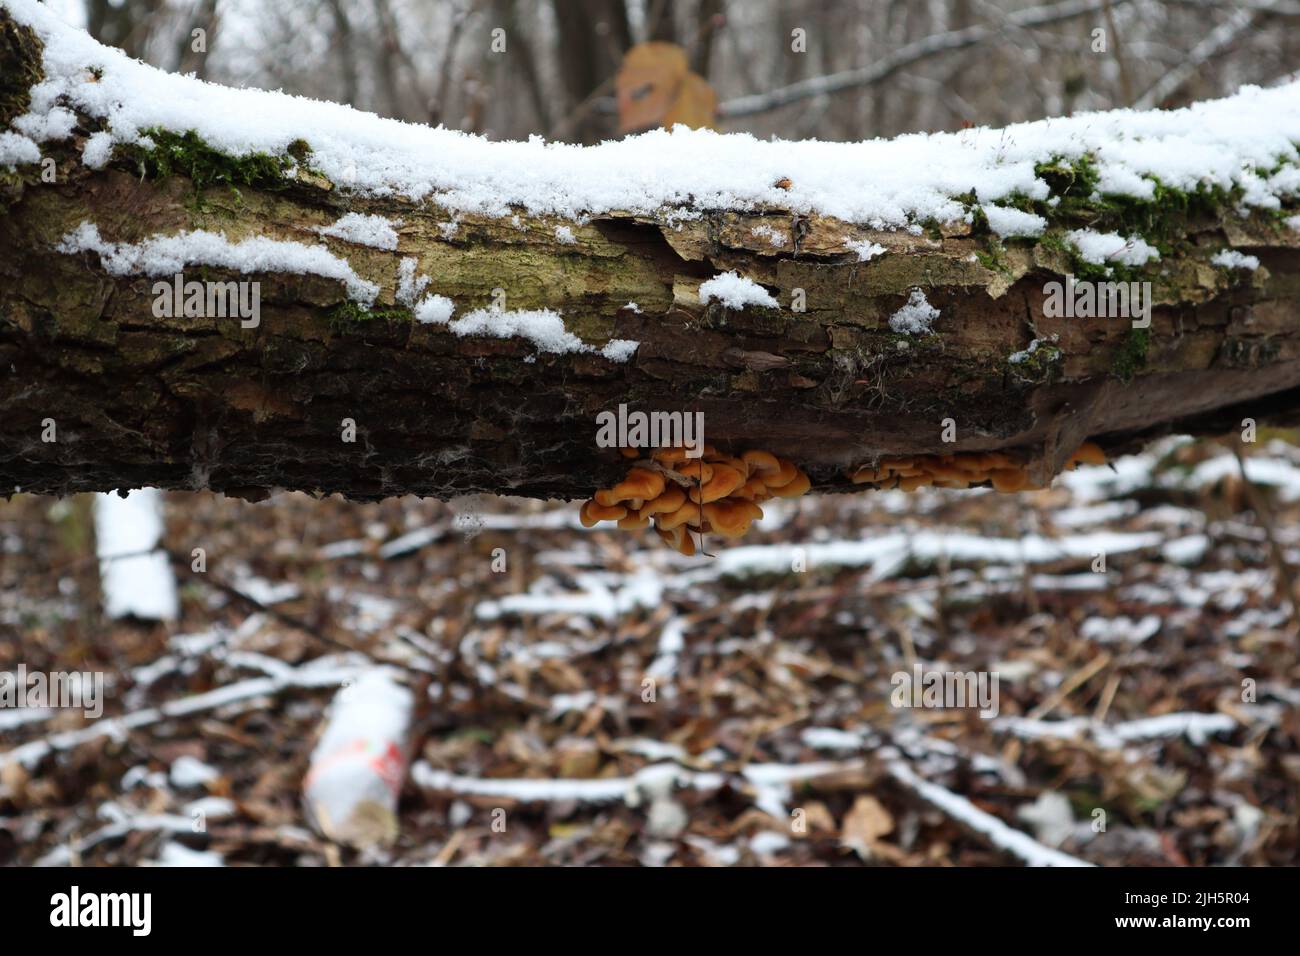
[3, 0, 1300, 501]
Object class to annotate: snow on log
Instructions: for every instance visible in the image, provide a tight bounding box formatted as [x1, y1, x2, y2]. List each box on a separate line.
[2, 0, 1300, 501]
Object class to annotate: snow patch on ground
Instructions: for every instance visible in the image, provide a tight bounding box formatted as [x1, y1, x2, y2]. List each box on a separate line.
[169, 755, 219, 788]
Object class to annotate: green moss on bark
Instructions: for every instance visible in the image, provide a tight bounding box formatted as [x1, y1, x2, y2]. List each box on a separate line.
[0, 15, 42, 127]
[121, 129, 299, 206]
[1112, 327, 1150, 383]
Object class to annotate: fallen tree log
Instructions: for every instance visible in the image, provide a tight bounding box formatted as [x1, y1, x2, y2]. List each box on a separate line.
[2, 0, 1300, 502]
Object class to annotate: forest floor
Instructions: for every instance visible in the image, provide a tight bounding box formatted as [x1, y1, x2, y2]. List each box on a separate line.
[1, 434, 1298, 866]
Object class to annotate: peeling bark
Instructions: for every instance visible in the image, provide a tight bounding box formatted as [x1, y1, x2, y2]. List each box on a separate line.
[2, 10, 1300, 502]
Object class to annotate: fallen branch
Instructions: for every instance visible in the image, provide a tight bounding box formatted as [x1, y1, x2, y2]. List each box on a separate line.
[1, 656, 366, 771]
[883, 755, 1094, 867]
[993, 711, 1239, 748]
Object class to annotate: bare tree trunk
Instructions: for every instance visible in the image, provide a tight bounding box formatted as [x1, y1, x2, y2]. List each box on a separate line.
[84, 0, 165, 62]
[552, 0, 631, 142]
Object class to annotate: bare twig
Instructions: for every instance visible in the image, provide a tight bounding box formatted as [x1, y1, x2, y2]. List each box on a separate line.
[718, 0, 1139, 119]
[1231, 442, 1300, 636]
[1132, 7, 1257, 109]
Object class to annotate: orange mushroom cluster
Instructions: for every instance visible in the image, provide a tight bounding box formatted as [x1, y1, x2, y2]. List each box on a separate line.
[849, 441, 1106, 493]
[579, 446, 811, 555]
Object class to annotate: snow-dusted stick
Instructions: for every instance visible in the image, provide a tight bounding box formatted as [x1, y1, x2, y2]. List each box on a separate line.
[884, 757, 1094, 867]
[303, 669, 414, 848]
[5, 0, 1300, 501]
[0, 658, 365, 772]
[35, 810, 195, 867]
[93, 489, 178, 621]
[411, 759, 864, 820]
[994, 712, 1238, 749]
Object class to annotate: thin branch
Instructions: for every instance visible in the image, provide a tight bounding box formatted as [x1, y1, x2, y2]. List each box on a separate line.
[1231, 441, 1300, 636]
[1101, 0, 1135, 105]
[717, 0, 1139, 119]
[1132, 8, 1256, 109]
[884, 755, 1095, 866]
[1, 656, 366, 772]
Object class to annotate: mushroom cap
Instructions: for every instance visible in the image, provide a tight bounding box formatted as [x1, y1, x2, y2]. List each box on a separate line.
[990, 468, 1028, 492]
[690, 463, 746, 504]
[639, 485, 686, 518]
[930, 465, 972, 483]
[588, 445, 800, 550]
[703, 499, 764, 537]
[741, 449, 781, 477]
[676, 460, 713, 482]
[657, 500, 702, 531]
[899, 474, 932, 492]
[763, 459, 800, 489]
[981, 452, 1015, 470]
[653, 447, 691, 464]
[608, 468, 666, 503]
[715, 455, 751, 479]
[733, 477, 770, 501]
[656, 523, 697, 556]
[580, 500, 628, 527]
[768, 469, 811, 497]
[1069, 441, 1107, 466]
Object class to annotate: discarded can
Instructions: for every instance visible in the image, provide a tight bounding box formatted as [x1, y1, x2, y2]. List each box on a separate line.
[303, 669, 414, 848]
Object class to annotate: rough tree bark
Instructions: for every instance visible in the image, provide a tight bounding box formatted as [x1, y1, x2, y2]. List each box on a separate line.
[2, 9, 1299, 503]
